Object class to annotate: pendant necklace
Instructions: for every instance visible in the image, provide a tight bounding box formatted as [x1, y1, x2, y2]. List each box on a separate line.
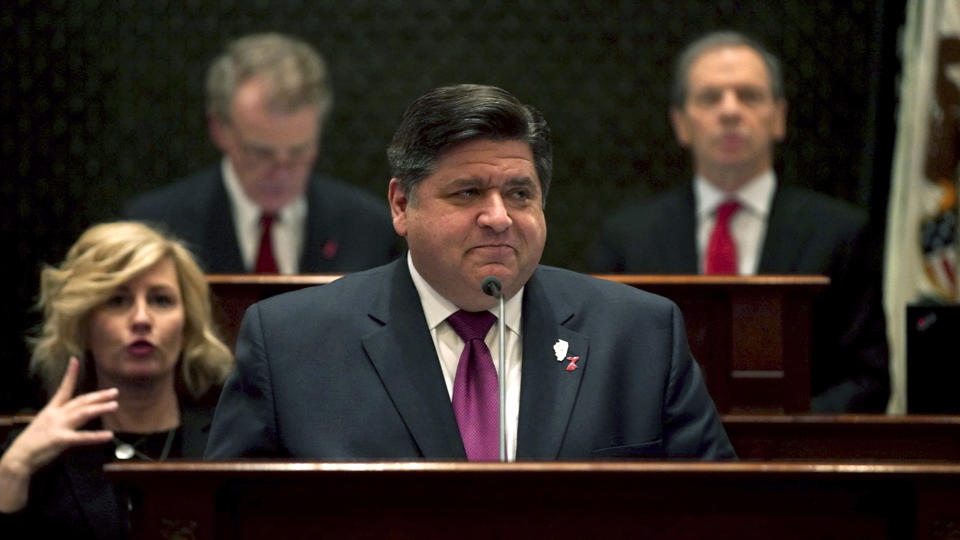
[113, 428, 176, 462]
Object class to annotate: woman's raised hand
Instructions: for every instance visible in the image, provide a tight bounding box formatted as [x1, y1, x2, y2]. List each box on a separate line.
[0, 357, 117, 513]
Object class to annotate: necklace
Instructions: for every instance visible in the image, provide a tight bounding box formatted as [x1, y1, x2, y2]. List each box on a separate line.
[113, 428, 176, 462]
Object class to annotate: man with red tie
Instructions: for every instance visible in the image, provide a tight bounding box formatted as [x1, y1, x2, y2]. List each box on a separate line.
[125, 33, 399, 274]
[589, 31, 889, 412]
[205, 84, 735, 461]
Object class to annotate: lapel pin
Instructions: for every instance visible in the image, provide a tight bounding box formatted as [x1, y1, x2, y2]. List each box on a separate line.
[565, 356, 580, 372]
[553, 339, 568, 361]
[322, 238, 339, 260]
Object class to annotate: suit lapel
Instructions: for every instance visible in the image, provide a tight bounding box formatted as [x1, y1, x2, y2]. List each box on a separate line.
[300, 177, 327, 272]
[204, 172, 246, 273]
[758, 187, 807, 272]
[662, 186, 699, 272]
[640, 186, 698, 273]
[300, 177, 346, 273]
[515, 270, 589, 459]
[361, 259, 466, 458]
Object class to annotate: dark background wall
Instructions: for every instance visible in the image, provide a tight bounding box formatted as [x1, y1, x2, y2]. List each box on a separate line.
[1, 0, 905, 412]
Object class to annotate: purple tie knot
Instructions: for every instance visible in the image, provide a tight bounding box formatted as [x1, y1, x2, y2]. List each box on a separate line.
[447, 310, 496, 342]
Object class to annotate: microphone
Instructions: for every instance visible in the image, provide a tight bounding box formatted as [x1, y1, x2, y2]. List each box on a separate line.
[481, 276, 502, 297]
[482, 276, 507, 463]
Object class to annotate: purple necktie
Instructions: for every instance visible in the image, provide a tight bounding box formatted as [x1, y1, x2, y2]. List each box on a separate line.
[447, 309, 499, 461]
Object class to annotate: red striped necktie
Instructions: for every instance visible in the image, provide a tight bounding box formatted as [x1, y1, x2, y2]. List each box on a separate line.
[705, 200, 740, 275]
[255, 213, 279, 274]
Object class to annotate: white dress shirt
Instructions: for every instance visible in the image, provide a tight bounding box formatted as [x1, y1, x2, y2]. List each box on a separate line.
[221, 158, 307, 274]
[407, 254, 523, 461]
[695, 171, 777, 275]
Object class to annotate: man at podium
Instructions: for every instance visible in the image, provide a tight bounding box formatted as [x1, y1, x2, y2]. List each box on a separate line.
[205, 84, 734, 461]
[125, 33, 399, 274]
[588, 31, 889, 413]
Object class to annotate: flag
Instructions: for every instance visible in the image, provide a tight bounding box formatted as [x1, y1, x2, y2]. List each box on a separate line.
[885, 0, 960, 413]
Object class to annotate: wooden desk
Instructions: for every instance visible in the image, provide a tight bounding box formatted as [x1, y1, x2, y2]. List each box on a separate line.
[723, 414, 960, 461]
[600, 275, 828, 413]
[207, 274, 339, 355]
[107, 461, 960, 539]
[6, 414, 960, 462]
[208, 274, 828, 413]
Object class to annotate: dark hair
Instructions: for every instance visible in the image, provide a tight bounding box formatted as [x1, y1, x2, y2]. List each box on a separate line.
[671, 31, 784, 108]
[387, 84, 553, 206]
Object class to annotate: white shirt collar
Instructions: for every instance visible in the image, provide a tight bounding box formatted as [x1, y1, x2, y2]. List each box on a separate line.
[694, 170, 776, 219]
[406, 253, 522, 334]
[220, 158, 308, 272]
[220, 158, 307, 225]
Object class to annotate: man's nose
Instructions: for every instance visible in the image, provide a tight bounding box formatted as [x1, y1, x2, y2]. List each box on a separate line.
[718, 90, 743, 118]
[269, 151, 298, 171]
[477, 192, 512, 232]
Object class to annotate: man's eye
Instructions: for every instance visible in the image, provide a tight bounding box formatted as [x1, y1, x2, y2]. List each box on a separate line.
[509, 189, 531, 201]
[694, 91, 720, 105]
[738, 89, 764, 103]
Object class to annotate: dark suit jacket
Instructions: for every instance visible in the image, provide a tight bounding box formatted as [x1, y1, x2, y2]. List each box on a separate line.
[1, 401, 214, 540]
[588, 185, 890, 412]
[205, 258, 735, 460]
[123, 166, 400, 273]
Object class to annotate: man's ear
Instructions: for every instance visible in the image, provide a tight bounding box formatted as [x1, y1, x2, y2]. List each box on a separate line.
[208, 113, 229, 152]
[388, 178, 409, 237]
[670, 107, 691, 147]
[772, 98, 788, 142]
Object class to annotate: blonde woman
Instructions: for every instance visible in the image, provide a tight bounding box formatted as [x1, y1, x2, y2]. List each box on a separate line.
[0, 221, 232, 538]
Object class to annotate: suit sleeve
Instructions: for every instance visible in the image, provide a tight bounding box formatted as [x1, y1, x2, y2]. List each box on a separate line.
[204, 304, 285, 458]
[811, 225, 890, 412]
[661, 303, 737, 460]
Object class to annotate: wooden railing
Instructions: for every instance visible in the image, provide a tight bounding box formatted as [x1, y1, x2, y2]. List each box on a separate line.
[5, 414, 960, 462]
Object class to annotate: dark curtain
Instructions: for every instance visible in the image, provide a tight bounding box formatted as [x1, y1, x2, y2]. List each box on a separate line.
[1, 0, 906, 411]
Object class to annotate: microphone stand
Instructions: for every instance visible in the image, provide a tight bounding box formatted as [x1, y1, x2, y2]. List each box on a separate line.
[482, 276, 508, 463]
[496, 290, 506, 462]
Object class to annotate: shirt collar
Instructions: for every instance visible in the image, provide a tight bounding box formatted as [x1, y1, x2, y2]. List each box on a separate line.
[220, 157, 307, 226]
[694, 170, 777, 219]
[407, 253, 522, 334]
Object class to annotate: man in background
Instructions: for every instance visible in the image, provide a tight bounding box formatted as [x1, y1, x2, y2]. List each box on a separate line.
[205, 84, 735, 460]
[126, 33, 398, 274]
[589, 31, 889, 412]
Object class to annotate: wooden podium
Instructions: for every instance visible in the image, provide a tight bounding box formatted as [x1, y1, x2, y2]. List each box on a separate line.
[8, 414, 960, 463]
[208, 274, 828, 413]
[107, 461, 960, 539]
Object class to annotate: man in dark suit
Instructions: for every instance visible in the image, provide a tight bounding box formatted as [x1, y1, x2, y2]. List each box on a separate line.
[125, 33, 398, 274]
[205, 84, 735, 461]
[589, 31, 889, 412]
